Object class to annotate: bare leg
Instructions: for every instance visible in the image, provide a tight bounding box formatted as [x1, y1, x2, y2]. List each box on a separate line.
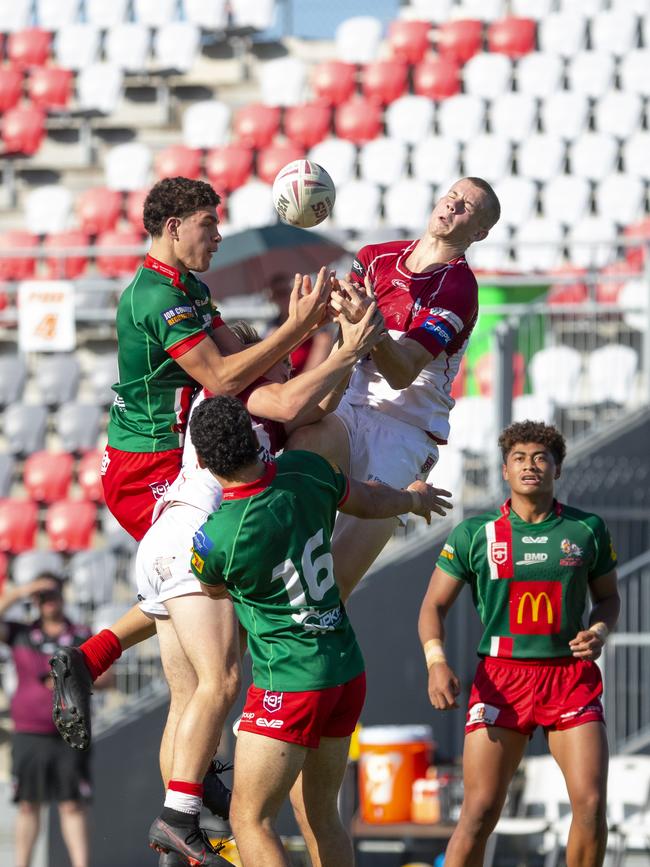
[58, 800, 89, 867]
[15, 801, 40, 867]
[332, 514, 398, 601]
[230, 731, 308, 867]
[445, 726, 528, 867]
[285, 415, 351, 474]
[548, 722, 608, 867]
[289, 736, 353, 867]
[109, 603, 157, 650]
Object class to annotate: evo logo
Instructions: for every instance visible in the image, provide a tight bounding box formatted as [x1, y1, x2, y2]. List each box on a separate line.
[522, 536, 548, 544]
[256, 718, 284, 729]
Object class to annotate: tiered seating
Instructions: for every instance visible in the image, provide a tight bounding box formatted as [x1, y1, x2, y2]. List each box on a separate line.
[46, 500, 97, 552]
[23, 451, 74, 504]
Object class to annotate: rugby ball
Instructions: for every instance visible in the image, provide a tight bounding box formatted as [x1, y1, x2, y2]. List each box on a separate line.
[272, 160, 336, 229]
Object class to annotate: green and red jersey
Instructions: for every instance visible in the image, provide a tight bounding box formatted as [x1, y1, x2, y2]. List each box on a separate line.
[107, 254, 223, 453]
[436, 500, 617, 659]
[189, 450, 364, 692]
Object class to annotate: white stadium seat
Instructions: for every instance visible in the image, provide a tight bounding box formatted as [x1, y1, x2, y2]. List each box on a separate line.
[133, 0, 178, 27]
[538, 12, 587, 56]
[620, 279, 648, 333]
[405, 0, 452, 22]
[568, 51, 616, 98]
[623, 132, 650, 179]
[465, 218, 509, 271]
[542, 175, 591, 226]
[517, 52, 564, 97]
[514, 217, 564, 272]
[437, 94, 484, 143]
[231, 0, 276, 30]
[429, 447, 463, 500]
[518, 134, 565, 182]
[595, 175, 645, 226]
[615, 0, 650, 11]
[541, 92, 590, 141]
[36, 0, 79, 30]
[308, 138, 357, 187]
[529, 346, 583, 409]
[513, 394, 555, 424]
[620, 50, 650, 96]
[85, 0, 129, 27]
[490, 93, 537, 144]
[385, 95, 435, 145]
[594, 92, 643, 139]
[77, 63, 124, 115]
[154, 22, 201, 73]
[182, 100, 230, 149]
[335, 16, 383, 64]
[494, 177, 537, 228]
[587, 344, 638, 406]
[105, 142, 152, 191]
[463, 53, 512, 99]
[332, 180, 382, 232]
[463, 133, 512, 184]
[228, 181, 276, 230]
[258, 57, 307, 107]
[25, 186, 73, 236]
[0, 0, 31, 32]
[568, 216, 617, 269]
[359, 137, 408, 187]
[452, 0, 505, 21]
[447, 397, 495, 456]
[55, 24, 101, 71]
[183, 0, 228, 29]
[384, 179, 434, 233]
[511, 0, 554, 18]
[105, 23, 151, 72]
[411, 137, 461, 186]
[591, 10, 639, 55]
[559, 0, 605, 13]
[570, 132, 618, 182]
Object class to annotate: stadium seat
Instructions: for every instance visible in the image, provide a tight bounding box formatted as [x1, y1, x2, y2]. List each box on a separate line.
[154, 145, 202, 181]
[463, 52, 512, 98]
[182, 100, 230, 149]
[54, 24, 101, 71]
[494, 176, 537, 227]
[0, 68, 22, 113]
[25, 186, 72, 237]
[335, 95, 382, 145]
[0, 454, 14, 499]
[46, 500, 97, 553]
[542, 175, 591, 226]
[95, 229, 144, 278]
[384, 179, 434, 233]
[547, 273, 589, 307]
[517, 52, 564, 97]
[77, 450, 105, 503]
[228, 180, 276, 230]
[595, 260, 636, 305]
[514, 217, 564, 271]
[133, 0, 178, 27]
[529, 345, 582, 408]
[284, 103, 331, 150]
[537, 11, 586, 56]
[0, 232, 37, 282]
[487, 17, 535, 57]
[256, 143, 305, 186]
[308, 138, 357, 187]
[87, 352, 118, 407]
[332, 180, 381, 232]
[0, 356, 27, 408]
[35, 0, 79, 30]
[85, 0, 129, 28]
[385, 94, 435, 144]
[411, 137, 461, 186]
[232, 104, 280, 150]
[124, 189, 147, 234]
[335, 16, 383, 64]
[594, 92, 643, 139]
[540, 91, 590, 141]
[620, 278, 647, 333]
[205, 146, 253, 193]
[387, 20, 431, 65]
[4, 404, 48, 456]
[76, 188, 122, 236]
[69, 550, 117, 607]
[587, 344, 638, 406]
[12, 550, 65, 586]
[463, 133, 511, 184]
[92, 601, 131, 634]
[258, 57, 307, 108]
[568, 216, 617, 269]
[510, 0, 553, 17]
[437, 94, 484, 142]
[77, 63, 123, 115]
[23, 450, 74, 504]
[413, 55, 461, 100]
[620, 50, 650, 96]
[34, 353, 80, 407]
[154, 21, 200, 73]
[27, 66, 73, 110]
[466, 218, 509, 271]
[0, 0, 34, 33]
[518, 134, 565, 182]
[101, 506, 138, 555]
[359, 137, 408, 187]
[105, 23, 150, 72]
[454, 0, 505, 21]
[183, 0, 228, 29]
[230, 0, 276, 30]
[569, 51, 616, 98]
[490, 92, 537, 143]
[571, 133, 618, 182]
[55, 403, 102, 453]
[310, 61, 357, 107]
[7, 29, 51, 69]
[624, 132, 650, 180]
[591, 10, 639, 55]
[595, 175, 645, 226]
[435, 19, 483, 66]
[447, 396, 495, 456]
[405, 0, 452, 21]
[105, 142, 152, 191]
[44, 229, 90, 280]
[561, 0, 605, 12]
[429, 446, 463, 501]
[2, 105, 46, 156]
[361, 59, 409, 105]
[0, 500, 39, 554]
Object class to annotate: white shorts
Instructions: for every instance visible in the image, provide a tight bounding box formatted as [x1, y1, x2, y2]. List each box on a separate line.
[135, 503, 208, 617]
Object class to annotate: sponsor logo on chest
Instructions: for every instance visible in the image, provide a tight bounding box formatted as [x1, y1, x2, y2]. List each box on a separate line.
[515, 552, 548, 566]
[489, 541, 509, 566]
[522, 535, 548, 544]
[509, 580, 562, 635]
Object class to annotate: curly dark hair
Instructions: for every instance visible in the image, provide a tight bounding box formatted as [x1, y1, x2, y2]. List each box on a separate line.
[143, 177, 221, 237]
[190, 395, 259, 478]
[498, 420, 567, 466]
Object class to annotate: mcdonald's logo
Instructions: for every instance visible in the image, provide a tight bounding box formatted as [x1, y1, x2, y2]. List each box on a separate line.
[509, 581, 561, 635]
[517, 591, 553, 624]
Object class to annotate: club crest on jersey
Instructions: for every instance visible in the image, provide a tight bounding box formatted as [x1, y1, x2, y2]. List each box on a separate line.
[489, 541, 509, 566]
[351, 259, 364, 276]
[391, 278, 409, 290]
[560, 538, 583, 566]
[263, 691, 283, 714]
[149, 480, 170, 500]
[468, 703, 500, 726]
[420, 454, 437, 474]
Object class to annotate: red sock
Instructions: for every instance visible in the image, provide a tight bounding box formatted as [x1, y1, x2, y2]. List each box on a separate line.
[79, 629, 122, 681]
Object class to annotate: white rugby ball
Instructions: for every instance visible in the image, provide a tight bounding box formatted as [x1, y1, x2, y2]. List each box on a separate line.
[272, 159, 335, 228]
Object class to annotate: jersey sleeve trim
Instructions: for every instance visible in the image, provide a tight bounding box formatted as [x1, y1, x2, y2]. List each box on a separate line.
[436, 562, 466, 583]
[338, 476, 350, 506]
[212, 314, 225, 329]
[166, 329, 208, 359]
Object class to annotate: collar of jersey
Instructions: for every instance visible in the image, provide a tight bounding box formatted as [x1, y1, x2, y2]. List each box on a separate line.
[397, 243, 467, 280]
[221, 462, 277, 500]
[501, 497, 563, 527]
[143, 253, 191, 292]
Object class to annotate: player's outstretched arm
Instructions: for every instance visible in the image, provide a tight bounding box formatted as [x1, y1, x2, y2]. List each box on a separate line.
[569, 569, 620, 661]
[340, 478, 452, 523]
[418, 567, 464, 710]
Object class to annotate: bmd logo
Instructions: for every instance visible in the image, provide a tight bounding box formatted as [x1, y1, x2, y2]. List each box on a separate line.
[509, 581, 562, 635]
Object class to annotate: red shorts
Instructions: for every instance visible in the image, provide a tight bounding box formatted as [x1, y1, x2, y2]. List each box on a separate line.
[238, 672, 366, 749]
[101, 445, 182, 541]
[466, 656, 605, 736]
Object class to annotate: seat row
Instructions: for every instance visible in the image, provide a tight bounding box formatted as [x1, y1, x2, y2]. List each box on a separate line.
[0, 496, 98, 554]
[0, 352, 116, 410]
[0, 449, 103, 502]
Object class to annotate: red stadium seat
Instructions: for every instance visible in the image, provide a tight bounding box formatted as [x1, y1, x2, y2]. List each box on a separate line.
[335, 96, 383, 144]
[2, 105, 45, 156]
[77, 187, 122, 236]
[232, 104, 281, 150]
[0, 499, 38, 554]
[257, 143, 305, 185]
[284, 103, 331, 150]
[623, 217, 650, 268]
[0, 68, 23, 113]
[361, 60, 409, 106]
[435, 20, 483, 66]
[0, 551, 8, 591]
[44, 229, 90, 279]
[488, 18, 536, 58]
[155, 145, 202, 180]
[46, 500, 97, 552]
[27, 66, 73, 110]
[205, 146, 253, 193]
[125, 189, 148, 234]
[388, 20, 432, 65]
[547, 281, 589, 306]
[0, 230, 37, 281]
[7, 29, 51, 70]
[95, 229, 143, 278]
[77, 450, 105, 503]
[597, 260, 637, 305]
[311, 61, 356, 107]
[414, 56, 461, 100]
[24, 451, 74, 504]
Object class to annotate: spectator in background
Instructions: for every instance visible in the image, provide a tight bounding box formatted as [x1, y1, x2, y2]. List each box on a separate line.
[0, 575, 92, 867]
[265, 272, 336, 375]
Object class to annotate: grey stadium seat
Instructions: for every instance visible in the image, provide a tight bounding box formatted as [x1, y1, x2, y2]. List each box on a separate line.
[0, 355, 27, 408]
[12, 550, 66, 586]
[69, 550, 117, 607]
[55, 403, 102, 453]
[4, 404, 48, 456]
[88, 352, 118, 407]
[0, 453, 14, 497]
[34, 353, 81, 407]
